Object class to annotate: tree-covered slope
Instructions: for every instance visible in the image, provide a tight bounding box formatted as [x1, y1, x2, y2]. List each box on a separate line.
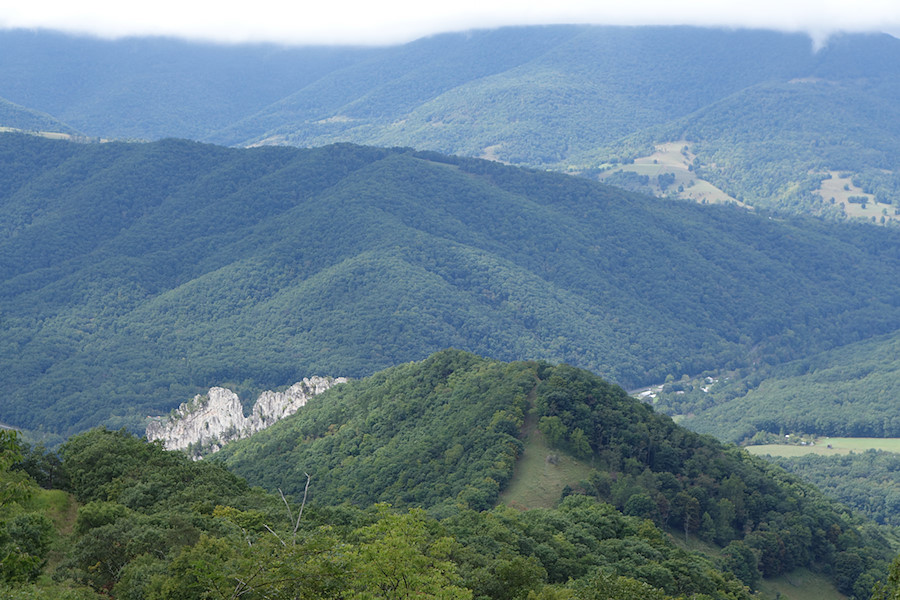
[219, 350, 895, 597]
[0, 96, 79, 136]
[761, 450, 900, 527]
[592, 33, 900, 217]
[654, 330, 900, 442]
[4, 352, 898, 598]
[219, 350, 531, 510]
[3, 424, 765, 600]
[4, 27, 898, 219]
[213, 27, 811, 158]
[2, 133, 900, 437]
[0, 29, 374, 140]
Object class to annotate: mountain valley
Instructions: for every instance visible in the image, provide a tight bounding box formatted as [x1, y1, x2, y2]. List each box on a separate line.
[3, 23, 900, 600]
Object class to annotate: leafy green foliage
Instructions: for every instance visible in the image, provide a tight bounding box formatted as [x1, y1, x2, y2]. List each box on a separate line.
[8, 354, 900, 598]
[52, 428, 282, 594]
[219, 350, 532, 512]
[446, 497, 751, 600]
[760, 450, 900, 527]
[0, 431, 56, 584]
[0, 512, 53, 582]
[3, 421, 759, 599]
[221, 351, 894, 596]
[0, 582, 100, 599]
[525, 361, 892, 589]
[655, 330, 900, 441]
[3, 134, 900, 438]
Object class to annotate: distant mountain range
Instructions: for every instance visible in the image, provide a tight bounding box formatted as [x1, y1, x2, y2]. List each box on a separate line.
[2, 133, 899, 439]
[4, 25, 900, 599]
[1, 26, 898, 218]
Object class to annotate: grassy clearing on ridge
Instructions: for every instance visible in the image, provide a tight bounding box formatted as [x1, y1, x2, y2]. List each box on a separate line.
[757, 568, 847, 600]
[499, 409, 594, 510]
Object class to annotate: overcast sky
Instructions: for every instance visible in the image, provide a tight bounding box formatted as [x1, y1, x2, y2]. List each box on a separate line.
[1, 0, 898, 46]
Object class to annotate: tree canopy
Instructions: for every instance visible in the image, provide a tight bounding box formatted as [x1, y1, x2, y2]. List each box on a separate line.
[3, 134, 900, 439]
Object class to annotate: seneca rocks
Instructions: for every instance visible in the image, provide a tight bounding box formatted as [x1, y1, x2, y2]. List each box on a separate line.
[146, 376, 346, 457]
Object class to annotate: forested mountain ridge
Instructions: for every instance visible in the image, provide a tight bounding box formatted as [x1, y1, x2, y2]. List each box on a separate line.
[2, 26, 898, 218]
[3, 133, 900, 438]
[3, 352, 897, 598]
[0, 96, 79, 136]
[219, 349, 897, 597]
[596, 33, 900, 217]
[0, 28, 372, 141]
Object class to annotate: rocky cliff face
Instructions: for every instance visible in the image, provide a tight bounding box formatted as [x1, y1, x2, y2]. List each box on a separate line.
[146, 376, 346, 457]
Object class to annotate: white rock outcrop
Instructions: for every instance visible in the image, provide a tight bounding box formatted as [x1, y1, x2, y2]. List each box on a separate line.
[146, 376, 346, 457]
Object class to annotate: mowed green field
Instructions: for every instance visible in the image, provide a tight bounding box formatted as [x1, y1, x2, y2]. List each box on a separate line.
[746, 437, 900, 457]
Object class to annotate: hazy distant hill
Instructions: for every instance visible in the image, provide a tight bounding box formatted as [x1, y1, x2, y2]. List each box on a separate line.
[2, 133, 900, 438]
[2, 27, 898, 218]
[0, 95, 79, 135]
[0, 29, 374, 140]
[218, 27, 811, 157]
[593, 32, 900, 217]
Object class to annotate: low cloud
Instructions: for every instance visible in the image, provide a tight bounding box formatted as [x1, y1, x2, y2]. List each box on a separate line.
[0, 0, 897, 45]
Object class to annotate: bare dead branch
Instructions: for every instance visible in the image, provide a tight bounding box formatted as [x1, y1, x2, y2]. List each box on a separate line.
[295, 473, 311, 537]
[264, 523, 287, 547]
[278, 488, 295, 529]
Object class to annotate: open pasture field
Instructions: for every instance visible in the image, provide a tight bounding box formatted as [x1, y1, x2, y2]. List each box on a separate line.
[598, 141, 741, 206]
[816, 171, 898, 224]
[746, 437, 900, 457]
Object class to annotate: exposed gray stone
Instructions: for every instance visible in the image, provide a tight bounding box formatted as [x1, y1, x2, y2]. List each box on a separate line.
[146, 376, 346, 457]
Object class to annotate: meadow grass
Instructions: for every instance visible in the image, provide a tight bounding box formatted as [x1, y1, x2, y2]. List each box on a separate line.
[816, 171, 897, 224]
[746, 437, 900, 457]
[757, 567, 847, 600]
[499, 411, 594, 510]
[500, 411, 852, 599]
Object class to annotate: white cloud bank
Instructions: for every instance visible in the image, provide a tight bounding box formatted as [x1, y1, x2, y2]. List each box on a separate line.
[0, 0, 898, 45]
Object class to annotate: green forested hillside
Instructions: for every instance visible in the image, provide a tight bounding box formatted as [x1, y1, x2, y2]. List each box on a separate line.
[3, 27, 898, 219]
[219, 350, 532, 511]
[652, 331, 900, 442]
[595, 33, 900, 217]
[761, 451, 900, 527]
[4, 354, 898, 599]
[0, 96, 79, 136]
[219, 350, 895, 597]
[3, 426, 760, 600]
[0, 29, 373, 140]
[3, 134, 900, 437]
[214, 27, 810, 158]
